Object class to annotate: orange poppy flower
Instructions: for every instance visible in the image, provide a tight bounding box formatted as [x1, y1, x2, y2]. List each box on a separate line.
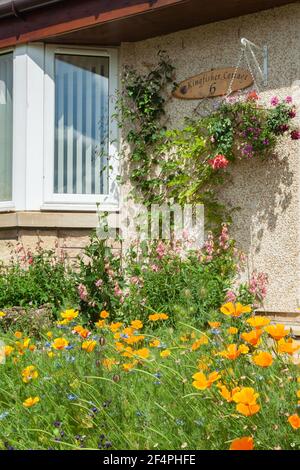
[150, 339, 160, 348]
[219, 344, 249, 360]
[277, 338, 300, 355]
[52, 337, 69, 350]
[218, 384, 240, 402]
[246, 316, 270, 329]
[122, 361, 137, 372]
[160, 349, 171, 358]
[288, 414, 300, 430]
[192, 371, 220, 390]
[191, 335, 209, 351]
[232, 387, 260, 416]
[82, 340, 97, 352]
[220, 302, 251, 318]
[208, 321, 221, 329]
[100, 310, 109, 319]
[135, 348, 150, 360]
[131, 320, 143, 330]
[109, 322, 123, 333]
[227, 327, 238, 335]
[241, 329, 263, 347]
[265, 324, 289, 341]
[252, 351, 273, 367]
[78, 328, 91, 339]
[230, 436, 254, 450]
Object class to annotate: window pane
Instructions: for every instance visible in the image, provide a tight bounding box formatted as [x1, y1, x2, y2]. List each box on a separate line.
[0, 53, 13, 202]
[54, 54, 109, 195]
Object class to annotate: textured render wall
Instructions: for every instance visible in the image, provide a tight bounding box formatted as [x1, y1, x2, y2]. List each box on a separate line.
[120, 3, 300, 312]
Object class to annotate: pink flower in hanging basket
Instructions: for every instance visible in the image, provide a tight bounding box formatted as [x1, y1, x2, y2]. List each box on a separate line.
[291, 130, 300, 140]
[208, 154, 229, 170]
[270, 96, 279, 106]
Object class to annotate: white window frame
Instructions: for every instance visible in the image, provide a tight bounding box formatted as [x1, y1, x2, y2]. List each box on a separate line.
[43, 45, 119, 212]
[0, 48, 14, 212]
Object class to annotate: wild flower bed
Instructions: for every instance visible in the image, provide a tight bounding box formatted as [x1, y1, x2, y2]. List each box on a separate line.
[0, 302, 299, 450]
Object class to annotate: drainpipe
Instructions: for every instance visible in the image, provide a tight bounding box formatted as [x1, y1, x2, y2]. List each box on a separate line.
[0, 0, 64, 19]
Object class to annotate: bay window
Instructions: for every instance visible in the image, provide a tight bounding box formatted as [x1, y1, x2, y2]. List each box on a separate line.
[0, 52, 13, 204]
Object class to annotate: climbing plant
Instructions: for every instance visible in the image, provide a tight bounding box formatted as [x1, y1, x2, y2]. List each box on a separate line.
[117, 56, 299, 229]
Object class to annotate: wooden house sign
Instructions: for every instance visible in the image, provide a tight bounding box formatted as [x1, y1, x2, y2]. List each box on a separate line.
[173, 67, 253, 99]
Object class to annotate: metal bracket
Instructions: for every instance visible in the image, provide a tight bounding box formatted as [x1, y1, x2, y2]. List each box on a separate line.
[241, 37, 268, 86]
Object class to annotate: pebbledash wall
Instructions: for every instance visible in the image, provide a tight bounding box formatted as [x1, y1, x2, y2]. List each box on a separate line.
[0, 3, 300, 312]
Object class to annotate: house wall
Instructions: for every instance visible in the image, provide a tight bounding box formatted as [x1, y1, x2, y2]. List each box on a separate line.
[0, 3, 299, 312]
[119, 2, 300, 312]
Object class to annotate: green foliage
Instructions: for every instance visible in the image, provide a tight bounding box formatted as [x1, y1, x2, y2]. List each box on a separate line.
[120, 238, 239, 327]
[0, 246, 75, 314]
[117, 52, 297, 228]
[116, 50, 175, 204]
[0, 310, 299, 450]
[76, 234, 124, 322]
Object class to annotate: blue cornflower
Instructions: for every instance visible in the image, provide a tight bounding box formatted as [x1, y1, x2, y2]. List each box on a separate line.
[67, 394, 77, 401]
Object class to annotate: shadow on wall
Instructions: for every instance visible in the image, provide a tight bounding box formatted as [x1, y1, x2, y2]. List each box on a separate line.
[219, 144, 294, 255]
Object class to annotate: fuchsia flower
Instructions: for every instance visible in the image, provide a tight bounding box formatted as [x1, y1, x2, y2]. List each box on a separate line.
[151, 264, 159, 272]
[218, 224, 230, 250]
[291, 130, 300, 140]
[95, 279, 103, 288]
[156, 241, 166, 259]
[78, 283, 88, 302]
[208, 154, 229, 170]
[225, 290, 237, 303]
[285, 96, 293, 103]
[270, 96, 279, 106]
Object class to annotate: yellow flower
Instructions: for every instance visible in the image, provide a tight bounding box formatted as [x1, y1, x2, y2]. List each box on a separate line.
[52, 337, 69, 350]
[232, 387, 260, 416]
[125, 335, 145, 345]
[252, 351, 273, 367]
[191, 335, 209, 351]
[192, 371, 220, 390]
[48, 351, 55, 358]
[82, 340, 97, 352]
[135, 348, 150, 359]
[150, 339, 160, 348]
[131, 320, 143, 330]
[109, 322, 123, 333]
[160, 349, 171, 358]
[46, 331, 53, 339]
[14, 331, 22, 339]
[135, 348, 150, 360]
[23, 396, 40, 408]
[148, 313, 169, 321]
[56, 319, 69, 326]
[220, 302, 251, 318]
[219, 344, 249, 360]
[227, 327, 238, 335]
[265, 324, 289, 341]
[95, 320, 106, 329]
[22, 365, 38, 383]
[246, 316, 270, 329]
[208, 321, 221, 329]
[122, 361, 137, 372]
[60, 308, 79, 322]
[100, 310, 109, 319]
[72, 325, 84, 334]
[4, 345, 14, 356]
[0, 311, 6, 318]
[102, 358, 117, 370]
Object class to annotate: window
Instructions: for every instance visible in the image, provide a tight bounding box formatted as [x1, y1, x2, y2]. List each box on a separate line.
[0, 52, 13, 203]
[44, 46, 119, 210]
